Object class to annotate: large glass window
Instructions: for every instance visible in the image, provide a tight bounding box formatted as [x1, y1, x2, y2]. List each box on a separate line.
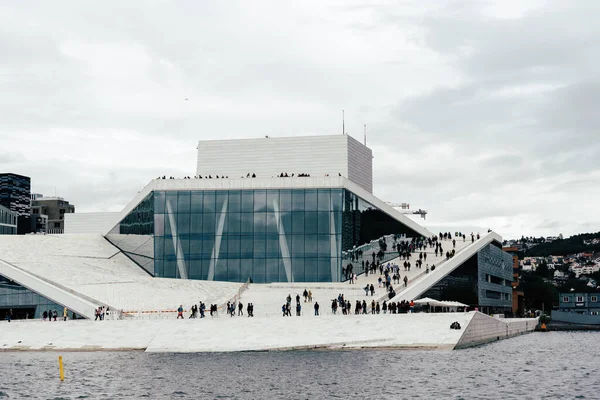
[115, 187, 422, 283]
[0, 275, 83, 320]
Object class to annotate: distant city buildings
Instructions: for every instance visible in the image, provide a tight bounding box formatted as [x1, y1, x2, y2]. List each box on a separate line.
[0, 173, 31, 234]
[0, 204, 18, 235]
[31, 196, 75, 234]
[0, 173, 76, 234]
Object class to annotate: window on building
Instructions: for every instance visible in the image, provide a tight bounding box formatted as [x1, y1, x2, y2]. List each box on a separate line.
[53, 222, 61, 228]
[591, 296, 598, 302]
[591, 311, 598, 316]
[576, 296, 584, 302]
[485, 290, 501, 300]
[562, 296, 569, 302]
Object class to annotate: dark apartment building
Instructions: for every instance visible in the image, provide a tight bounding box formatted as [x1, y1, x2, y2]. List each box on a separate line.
[0, 173, 31, 234]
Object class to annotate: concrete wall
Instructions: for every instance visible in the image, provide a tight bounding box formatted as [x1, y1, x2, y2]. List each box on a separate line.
[65, 212, 120, 234]
[455, 312, 538, 349]
[196, 135, 373, 193]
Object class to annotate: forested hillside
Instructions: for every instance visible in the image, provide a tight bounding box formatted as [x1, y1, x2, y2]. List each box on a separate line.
[525, 232, 600, 256]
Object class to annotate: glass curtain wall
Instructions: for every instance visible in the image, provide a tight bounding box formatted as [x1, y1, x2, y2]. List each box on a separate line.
[340, 190, 423, 276]
[0, 275, 82, 320]
[106, 193, 155, 275]
[109, 188, 423, 283]
[152, 189, 343, 283]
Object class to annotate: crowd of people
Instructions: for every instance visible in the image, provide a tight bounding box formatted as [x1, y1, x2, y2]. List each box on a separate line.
[157, 171, 348, 180]
[180, 301, 255, 319]
[281, 291, 320, 316]
[157, 173, 256, 180]
[94, 306, 110, 321]
[170, 231, 484, 320]
[329, 294, 418, 315]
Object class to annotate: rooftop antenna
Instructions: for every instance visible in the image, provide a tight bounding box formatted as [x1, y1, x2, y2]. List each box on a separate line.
[342, 110, 345, 135]
[364, 124, 367, 145]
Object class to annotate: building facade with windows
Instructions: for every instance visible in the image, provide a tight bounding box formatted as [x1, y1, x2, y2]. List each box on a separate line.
[0, 275, 82, 320]
[106, 177, 427, 283]
[552, 292, 600, 325]
[0, 204, 17, 235]
[31, 196, 75, 234]
[558, 292, 600, 315]
[420, 242, 514, 314]
[0, 173, 31, 234]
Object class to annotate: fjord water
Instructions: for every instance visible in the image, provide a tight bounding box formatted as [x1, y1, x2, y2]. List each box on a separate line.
[1, 332, 598, 399]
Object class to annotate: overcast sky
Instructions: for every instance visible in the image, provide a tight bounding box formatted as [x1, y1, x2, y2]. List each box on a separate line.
[1, 1, 598, 239]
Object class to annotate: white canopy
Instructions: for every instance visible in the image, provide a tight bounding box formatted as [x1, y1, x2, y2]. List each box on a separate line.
[413, 298, 467, 308]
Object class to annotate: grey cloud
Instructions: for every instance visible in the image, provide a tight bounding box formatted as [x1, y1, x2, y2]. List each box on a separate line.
[0, 1, 599, 239]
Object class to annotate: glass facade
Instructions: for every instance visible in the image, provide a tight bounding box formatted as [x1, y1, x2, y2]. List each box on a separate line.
[106, 193, 154, 275]
[0, 274, 81, 320]
[150, 188, 344, 283]
[109, 187, 421, 283]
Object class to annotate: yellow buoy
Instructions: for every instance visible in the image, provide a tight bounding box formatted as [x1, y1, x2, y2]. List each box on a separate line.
[58, 356, 65, 381]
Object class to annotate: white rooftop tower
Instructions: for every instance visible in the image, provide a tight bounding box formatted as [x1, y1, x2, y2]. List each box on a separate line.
[196, 134, 373, 193]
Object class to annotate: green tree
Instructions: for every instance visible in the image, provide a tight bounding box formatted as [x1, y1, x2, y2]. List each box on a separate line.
[520, 271, 558, 311]
[534, 261, 551, 279]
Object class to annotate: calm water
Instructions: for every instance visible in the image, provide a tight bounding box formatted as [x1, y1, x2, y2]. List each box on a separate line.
[0, 332, 598, 399]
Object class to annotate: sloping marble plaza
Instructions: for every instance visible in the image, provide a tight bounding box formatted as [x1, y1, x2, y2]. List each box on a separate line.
[0, 312, 537, 352]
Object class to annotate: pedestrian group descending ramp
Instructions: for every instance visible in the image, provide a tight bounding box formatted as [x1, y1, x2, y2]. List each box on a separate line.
[237, 235, 485, 317]
[389, 231, 504, 303]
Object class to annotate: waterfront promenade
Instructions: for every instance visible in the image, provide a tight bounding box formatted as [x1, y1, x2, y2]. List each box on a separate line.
[0, 311, 537, 352]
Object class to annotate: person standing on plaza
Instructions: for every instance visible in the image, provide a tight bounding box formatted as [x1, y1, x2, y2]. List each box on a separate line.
[63, 307, 68, 321]
[177, 305, 184, 319]
[314, 302, 319, 316]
